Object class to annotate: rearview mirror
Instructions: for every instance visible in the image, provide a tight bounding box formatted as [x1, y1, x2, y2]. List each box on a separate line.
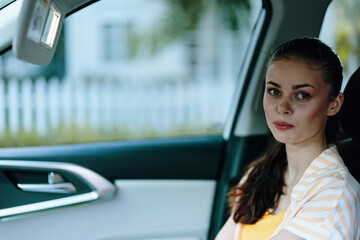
[12, 0, 65, 66]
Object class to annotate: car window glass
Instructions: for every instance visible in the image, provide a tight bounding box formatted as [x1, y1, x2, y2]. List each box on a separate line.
[319, 0, 360, 89]
[0, 0, 261, 147]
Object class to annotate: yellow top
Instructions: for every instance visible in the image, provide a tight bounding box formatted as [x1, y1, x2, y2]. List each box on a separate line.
[238, 211, 285, 240]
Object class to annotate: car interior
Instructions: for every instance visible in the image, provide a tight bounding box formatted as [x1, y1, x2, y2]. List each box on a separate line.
[0, 0, 358, 239]
[338, 67, 360, 183]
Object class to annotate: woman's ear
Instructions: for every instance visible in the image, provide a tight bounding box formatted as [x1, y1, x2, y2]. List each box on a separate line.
[327, 92, 344, 116]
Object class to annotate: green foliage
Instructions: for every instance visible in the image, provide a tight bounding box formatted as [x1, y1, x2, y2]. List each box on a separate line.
[336, 22, 352, 69]
[128, 0, 250, 58]
[217, 0, 251, 30]
[334, 0, 360, 75]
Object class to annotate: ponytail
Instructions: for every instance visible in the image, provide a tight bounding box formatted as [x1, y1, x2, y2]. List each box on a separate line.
[229, 141, 287, 224]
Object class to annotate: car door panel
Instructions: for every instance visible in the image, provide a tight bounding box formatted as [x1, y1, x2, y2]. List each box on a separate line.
[0, 136, 223, 239]
[0, 180, 215, 240]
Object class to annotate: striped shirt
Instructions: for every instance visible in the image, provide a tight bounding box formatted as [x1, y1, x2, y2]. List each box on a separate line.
[235, 145, 360, 240]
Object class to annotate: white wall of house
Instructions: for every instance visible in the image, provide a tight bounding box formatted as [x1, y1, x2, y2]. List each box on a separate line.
[64, 0, 255, 84]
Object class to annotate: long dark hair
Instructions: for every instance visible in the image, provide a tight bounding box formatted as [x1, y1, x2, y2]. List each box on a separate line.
[229, 37, 343, 224]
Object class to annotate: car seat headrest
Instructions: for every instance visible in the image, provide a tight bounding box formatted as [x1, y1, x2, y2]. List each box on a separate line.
[339, 67, 360, 142]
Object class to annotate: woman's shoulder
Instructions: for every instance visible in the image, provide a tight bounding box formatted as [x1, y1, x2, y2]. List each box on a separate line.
[293, 163, 360, 212]
[302, 145, 354, 183]
[285, 166, 360, 239]
[293, 146, 360, 204]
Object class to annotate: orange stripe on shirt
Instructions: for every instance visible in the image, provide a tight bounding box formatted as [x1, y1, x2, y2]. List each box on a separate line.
[298, 206, 334, 213]
[286, 221, 328, 240]
[336, 204, 352, 238]
[328, 213, 347, 240]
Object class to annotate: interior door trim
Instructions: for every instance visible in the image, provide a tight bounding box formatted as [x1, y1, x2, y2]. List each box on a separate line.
[0, 160, 115, 218]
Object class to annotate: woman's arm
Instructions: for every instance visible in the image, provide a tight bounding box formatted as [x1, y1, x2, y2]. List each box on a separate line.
[271, 229, 304, 240]
[214, 216, 236, 240]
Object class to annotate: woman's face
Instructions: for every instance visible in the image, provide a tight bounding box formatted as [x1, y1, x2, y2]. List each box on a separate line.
[263, 59, 332, 147]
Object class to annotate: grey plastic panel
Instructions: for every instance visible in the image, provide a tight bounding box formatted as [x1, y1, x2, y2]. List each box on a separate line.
[0, 180, 216, 240]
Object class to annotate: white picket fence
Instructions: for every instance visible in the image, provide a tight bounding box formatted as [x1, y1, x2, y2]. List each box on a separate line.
[0, 77, 234, 138]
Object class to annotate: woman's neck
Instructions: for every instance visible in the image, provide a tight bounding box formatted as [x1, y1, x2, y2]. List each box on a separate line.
[284, 141, 327, 187]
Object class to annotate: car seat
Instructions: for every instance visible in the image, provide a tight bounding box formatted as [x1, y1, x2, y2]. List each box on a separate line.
[337, 67, 360, 183]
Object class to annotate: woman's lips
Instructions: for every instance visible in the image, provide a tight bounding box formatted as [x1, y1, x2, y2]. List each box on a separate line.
[274, 121, 294, 130]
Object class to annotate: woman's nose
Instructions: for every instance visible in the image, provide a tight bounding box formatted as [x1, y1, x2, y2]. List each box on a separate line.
[277, 98, 293, 115]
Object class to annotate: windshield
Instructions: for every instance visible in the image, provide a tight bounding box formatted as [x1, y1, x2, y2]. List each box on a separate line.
[0, 0, 262, 147]
[0, 0, 21, 50]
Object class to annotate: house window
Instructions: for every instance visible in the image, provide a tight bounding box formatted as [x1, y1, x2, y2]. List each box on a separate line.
[102, 23, 132, 61]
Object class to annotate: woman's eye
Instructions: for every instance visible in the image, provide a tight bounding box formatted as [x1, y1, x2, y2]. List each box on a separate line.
[268, 89, 281, 96]
[296, 92, 311, 100]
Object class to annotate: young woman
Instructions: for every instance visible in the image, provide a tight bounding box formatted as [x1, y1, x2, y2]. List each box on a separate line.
[216, 37, 360, 240]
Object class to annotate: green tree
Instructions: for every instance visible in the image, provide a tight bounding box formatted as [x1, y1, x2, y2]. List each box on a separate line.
[334, 0, 360, 75]
[128, 0, 251, 57]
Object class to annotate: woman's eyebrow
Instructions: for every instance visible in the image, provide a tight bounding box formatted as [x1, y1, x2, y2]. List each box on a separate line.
[292, 84, 315, 89]
[266, 81, 281, 87]
[266, 81, 315, 89]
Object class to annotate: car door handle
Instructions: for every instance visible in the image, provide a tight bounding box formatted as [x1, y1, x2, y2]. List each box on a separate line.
[17, 171, 77, 194]
[17, 182, 76, 194]
[0, 160, 116, 218]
